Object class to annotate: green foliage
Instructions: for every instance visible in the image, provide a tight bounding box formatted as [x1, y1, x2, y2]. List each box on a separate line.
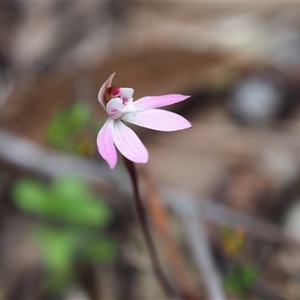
[224, 263, 260, 293]
[46, 102, 102, 156]
[85, 237, 118, 263]
[11, 177, 117, 294]
[12, 177, 111, 227]
[33, 226, 78, 290]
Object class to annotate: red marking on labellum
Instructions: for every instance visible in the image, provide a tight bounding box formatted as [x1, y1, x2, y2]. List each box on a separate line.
[111, 86, 121, 97]
[104, 86, 121, 104]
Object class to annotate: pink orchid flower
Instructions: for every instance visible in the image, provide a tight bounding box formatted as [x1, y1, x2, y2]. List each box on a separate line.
[97, 72, 192, 169]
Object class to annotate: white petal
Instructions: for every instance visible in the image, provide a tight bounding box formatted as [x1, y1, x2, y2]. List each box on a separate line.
[121, 109, 192, 132]
[120, 88, 134, 104]
[106, 97, 125, 119]
[97, 118, 118, 169]
[113, 120, 148, 164]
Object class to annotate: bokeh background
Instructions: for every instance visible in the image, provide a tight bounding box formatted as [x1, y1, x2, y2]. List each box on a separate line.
[1, 2, 300, 299]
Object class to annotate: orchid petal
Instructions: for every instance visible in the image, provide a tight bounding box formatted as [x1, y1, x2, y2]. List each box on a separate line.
[98, 71, 116, 108]
[121, 109, 192, 132]
[134, 94, 190, 110]
[97, 118, 117, 169]
[120, 88, 134, 104]
[113, 120, 148, 164]
[106, 97, 125, 119]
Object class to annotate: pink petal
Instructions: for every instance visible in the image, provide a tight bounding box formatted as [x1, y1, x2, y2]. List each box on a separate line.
[113, 120, 149, 164]
[98, 71, 116, 108]
[97, 118, 118, 169]
[134, 94, 190, 110]
[121, 109, 192, 132]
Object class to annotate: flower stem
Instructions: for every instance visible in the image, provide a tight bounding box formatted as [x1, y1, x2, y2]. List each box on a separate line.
[123, 157, 179, 298]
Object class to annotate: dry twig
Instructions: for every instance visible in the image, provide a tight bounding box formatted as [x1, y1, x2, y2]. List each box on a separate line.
[165, 189, 226, 300]
[144, 175, 201, 299]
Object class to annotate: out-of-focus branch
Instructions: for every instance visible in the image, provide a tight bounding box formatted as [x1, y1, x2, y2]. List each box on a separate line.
[199, 200, 299, 246]
[184, 215, 225, 300]
[0, 128, 127, 189]
[163, 188, 300, 248]
[165, 189, 226, 300]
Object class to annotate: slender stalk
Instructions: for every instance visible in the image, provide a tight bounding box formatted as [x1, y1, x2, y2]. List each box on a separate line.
[123, 157, 178, 298]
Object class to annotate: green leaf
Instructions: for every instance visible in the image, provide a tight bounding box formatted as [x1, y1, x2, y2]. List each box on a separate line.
[224, 264, 259, 293]
[46, 102, 92, 151]
[12, 177, 112, 228]
[85, 237, 118, 263]
[33, 226, 78, 291]
[69, 102, 91, 130]
[12, 179, 52, 215]
[50, 177, 111, 227]
[240, 264, 259, 288]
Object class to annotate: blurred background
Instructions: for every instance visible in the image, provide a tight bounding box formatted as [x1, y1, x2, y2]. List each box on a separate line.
[1, 1, 300, 299]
